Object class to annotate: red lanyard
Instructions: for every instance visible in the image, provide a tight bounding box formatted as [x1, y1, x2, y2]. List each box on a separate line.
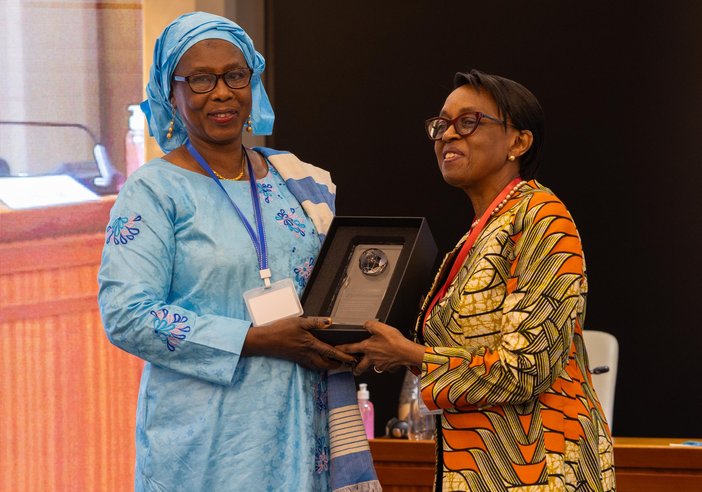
[422, 177, 523, 328]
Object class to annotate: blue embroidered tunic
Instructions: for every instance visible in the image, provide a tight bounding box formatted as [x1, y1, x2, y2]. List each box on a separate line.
[98, 157, 330, 492]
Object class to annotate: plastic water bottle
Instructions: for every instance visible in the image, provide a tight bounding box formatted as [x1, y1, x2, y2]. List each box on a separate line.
[408, 397, 436, 440]
[357, 383, 375, 440]
[397, 368, 417, 422]
[401, 370, 437, 440]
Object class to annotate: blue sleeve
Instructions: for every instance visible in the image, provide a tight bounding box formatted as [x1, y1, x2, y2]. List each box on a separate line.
[97, 174, 251, 386]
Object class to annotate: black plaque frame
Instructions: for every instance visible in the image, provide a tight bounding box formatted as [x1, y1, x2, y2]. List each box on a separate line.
[302, 216, 438, 345]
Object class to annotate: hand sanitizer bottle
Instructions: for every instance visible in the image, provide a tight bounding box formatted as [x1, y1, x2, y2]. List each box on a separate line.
[125, 104, 145, 176]
[357, 383, 375, 440]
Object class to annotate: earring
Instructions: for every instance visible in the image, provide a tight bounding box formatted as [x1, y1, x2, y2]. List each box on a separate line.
[166, 116, 175, 140]
[507, 155, 516, 161]
[246, 117, 252, 133]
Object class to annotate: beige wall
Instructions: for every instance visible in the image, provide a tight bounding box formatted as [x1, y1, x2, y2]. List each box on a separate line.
[0, 1, 142, 176]
[97, 4, 144, 175]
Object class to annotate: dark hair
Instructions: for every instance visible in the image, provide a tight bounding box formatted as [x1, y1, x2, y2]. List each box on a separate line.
[453, 69, 544, 180]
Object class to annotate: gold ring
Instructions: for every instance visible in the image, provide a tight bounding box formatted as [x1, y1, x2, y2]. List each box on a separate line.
[373, 365, 383, 374]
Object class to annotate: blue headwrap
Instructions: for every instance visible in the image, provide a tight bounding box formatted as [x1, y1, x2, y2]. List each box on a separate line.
[141, 11, 274, 152]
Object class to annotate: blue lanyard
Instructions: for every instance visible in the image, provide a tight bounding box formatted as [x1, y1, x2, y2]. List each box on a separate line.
[185, 141, 271, 288]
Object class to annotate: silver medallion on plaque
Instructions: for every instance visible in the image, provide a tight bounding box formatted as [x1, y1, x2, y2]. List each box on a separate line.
[330, 244, 402, 324]
[359, 248, 389, 276]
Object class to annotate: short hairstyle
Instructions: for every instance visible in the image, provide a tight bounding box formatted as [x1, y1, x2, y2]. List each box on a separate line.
[454, 69, 545, 180]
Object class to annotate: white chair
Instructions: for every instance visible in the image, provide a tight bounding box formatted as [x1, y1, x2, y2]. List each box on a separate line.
[582, 330, 619, 431]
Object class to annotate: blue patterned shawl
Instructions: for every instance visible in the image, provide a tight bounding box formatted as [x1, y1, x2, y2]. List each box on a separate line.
[256, 147, 335, 242]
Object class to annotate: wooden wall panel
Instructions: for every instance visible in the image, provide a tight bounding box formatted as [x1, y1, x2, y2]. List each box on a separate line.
[0, 312, 143, 492]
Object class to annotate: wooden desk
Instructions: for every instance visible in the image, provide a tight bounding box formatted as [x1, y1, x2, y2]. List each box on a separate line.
[370, 439, 435, 492]
[614, 437, 702, 491]
[369, 437, 702, 491]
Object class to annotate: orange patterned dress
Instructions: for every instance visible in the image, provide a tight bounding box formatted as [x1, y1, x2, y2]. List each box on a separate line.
[415, 180, 615, 491]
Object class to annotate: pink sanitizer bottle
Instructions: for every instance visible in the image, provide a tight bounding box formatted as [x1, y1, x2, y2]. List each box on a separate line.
[357, 383, 375, 439]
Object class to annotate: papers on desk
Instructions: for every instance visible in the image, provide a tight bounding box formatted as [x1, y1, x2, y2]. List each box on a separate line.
[0, 174, 99, 209]
[669, 441, 702, 447]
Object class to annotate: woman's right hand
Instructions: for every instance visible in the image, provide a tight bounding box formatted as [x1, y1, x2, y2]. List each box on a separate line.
[337, 320, 426, 375]
[242, 316, 357, 371]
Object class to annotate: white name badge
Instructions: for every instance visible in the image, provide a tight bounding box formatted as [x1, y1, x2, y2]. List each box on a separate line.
[243, 277, 304, 326]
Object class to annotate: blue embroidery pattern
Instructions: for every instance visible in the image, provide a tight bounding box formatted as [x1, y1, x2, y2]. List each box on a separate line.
[276, 208, 306, 237]
[106, 215, 142, 245]
[294, 256, 315, 288]
[314, 378, 328, 413]
[258, 183, 274, 203]
[314, 436, 330, 474]
[257, 182, 282, 204]
[150, 308, 191, 351]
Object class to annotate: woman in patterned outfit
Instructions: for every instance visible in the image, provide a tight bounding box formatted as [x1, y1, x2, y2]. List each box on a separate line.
[340, 70, 615, 491]
[98, 12, 356, 491]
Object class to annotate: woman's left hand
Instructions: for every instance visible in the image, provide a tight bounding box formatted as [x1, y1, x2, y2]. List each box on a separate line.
[337, 320, 426, 376]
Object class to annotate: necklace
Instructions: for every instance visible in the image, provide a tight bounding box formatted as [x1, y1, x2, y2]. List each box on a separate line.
[471, 180, 527, 228]
[211, 150, 246, 180]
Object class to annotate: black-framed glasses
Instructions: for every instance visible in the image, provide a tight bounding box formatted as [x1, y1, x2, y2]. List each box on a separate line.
[424, 111, 509, 141]
[173, 68, 254, 94]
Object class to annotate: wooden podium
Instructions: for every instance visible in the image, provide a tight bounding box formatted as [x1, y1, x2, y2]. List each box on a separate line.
[369, 437, 702, 491]
[0, 198, 144, 491]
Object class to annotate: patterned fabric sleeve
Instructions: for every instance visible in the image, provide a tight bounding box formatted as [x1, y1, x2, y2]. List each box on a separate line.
[421, 192, 586, 411]
[98, 175, 250, 386]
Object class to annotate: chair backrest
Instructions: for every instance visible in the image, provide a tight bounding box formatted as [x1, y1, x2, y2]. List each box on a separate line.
[582, 330, 619, 430]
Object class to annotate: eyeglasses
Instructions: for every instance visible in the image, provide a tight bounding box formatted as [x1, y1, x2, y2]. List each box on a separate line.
[173, 68, 254, 94]
[425, 111, 509, 141]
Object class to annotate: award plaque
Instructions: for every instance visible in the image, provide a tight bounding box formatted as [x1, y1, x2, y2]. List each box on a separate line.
[302, 216, 438, 345]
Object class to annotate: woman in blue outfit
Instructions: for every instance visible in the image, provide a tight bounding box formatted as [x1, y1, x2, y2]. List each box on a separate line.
[98, 12, 357, 491]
